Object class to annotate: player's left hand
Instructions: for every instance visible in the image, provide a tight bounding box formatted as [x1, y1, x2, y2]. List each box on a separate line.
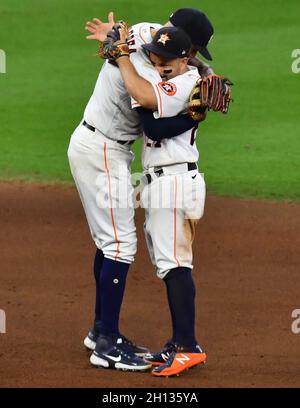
[85, 11, 115, 41]
[98, 21, 130, 61]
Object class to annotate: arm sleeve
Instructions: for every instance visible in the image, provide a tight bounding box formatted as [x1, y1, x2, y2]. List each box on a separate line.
[136, 107, 198, 141]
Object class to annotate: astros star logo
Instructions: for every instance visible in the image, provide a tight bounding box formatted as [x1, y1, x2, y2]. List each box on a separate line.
[157, 33, 170, 46]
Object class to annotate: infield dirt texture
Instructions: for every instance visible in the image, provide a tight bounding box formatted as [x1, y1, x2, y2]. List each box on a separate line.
[0, 0, 300, 388]
[0, 183, 299, 387]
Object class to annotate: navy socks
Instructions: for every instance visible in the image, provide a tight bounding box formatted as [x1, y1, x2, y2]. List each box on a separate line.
[93, 251, 197, 346]
[99, 257, 129, 337]
[94, 248, 104, 321]
[163, 267, 197, 348]
[93, 250, 129, 337]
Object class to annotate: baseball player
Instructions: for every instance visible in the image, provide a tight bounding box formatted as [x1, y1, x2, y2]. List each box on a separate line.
[68, 9, 215, 372]
[102, 25, 211, 377]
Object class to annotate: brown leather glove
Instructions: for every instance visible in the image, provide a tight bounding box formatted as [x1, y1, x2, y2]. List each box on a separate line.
[98, 21, 130, 61]
[189, 75, 233, 121]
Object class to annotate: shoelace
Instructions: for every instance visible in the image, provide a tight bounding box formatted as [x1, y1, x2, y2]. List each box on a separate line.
[113, 345, 138, 360]
[144, 343, 175, 359]
[120, 335, 136, 347]
[160, 343, 176, 355]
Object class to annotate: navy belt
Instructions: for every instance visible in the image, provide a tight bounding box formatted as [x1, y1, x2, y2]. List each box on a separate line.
[145, 162, 197, 184]
[82, 121, 134, 146]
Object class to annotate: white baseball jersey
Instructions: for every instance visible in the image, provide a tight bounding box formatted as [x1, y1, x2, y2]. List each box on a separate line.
[142, 67, 200, 169]
[83, 60, 141, 142]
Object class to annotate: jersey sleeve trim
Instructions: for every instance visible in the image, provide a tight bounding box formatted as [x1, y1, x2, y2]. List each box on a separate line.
[131, 97, 141, 109]
[132, 101, 141, 108]
[153, 83, 163, 118]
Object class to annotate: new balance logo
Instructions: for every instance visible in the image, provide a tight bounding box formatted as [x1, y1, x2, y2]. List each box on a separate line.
[175, 354, 190, 365]
[161, 353, 170, 361]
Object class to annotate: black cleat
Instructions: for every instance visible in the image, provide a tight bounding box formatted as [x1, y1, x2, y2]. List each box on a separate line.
[84, 320, 149, 356]
[90, 335, 151, 372]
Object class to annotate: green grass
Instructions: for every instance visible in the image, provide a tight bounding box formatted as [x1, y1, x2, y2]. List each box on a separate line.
[0, 0, 300, 199]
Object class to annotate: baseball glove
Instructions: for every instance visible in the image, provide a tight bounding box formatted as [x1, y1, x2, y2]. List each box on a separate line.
[98, 21, 130, 61]
[188, 75, 233, 120]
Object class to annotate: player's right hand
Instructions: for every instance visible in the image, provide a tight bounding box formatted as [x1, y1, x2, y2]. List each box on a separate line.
[85, 11, 115, 41]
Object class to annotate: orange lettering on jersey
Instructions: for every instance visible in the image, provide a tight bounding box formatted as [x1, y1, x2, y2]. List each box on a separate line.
[158, 82, 177, 96]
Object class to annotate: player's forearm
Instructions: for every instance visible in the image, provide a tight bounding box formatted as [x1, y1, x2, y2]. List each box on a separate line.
[188, 57, 214, 77]
[117, 57, 158, 110]
[137, 108, 197, 141]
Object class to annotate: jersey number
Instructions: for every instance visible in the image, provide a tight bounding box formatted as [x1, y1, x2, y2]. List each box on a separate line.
[128, 29, 137, 53]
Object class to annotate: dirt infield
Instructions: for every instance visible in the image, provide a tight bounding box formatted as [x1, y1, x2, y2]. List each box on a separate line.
[0, 182, 299, 388]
